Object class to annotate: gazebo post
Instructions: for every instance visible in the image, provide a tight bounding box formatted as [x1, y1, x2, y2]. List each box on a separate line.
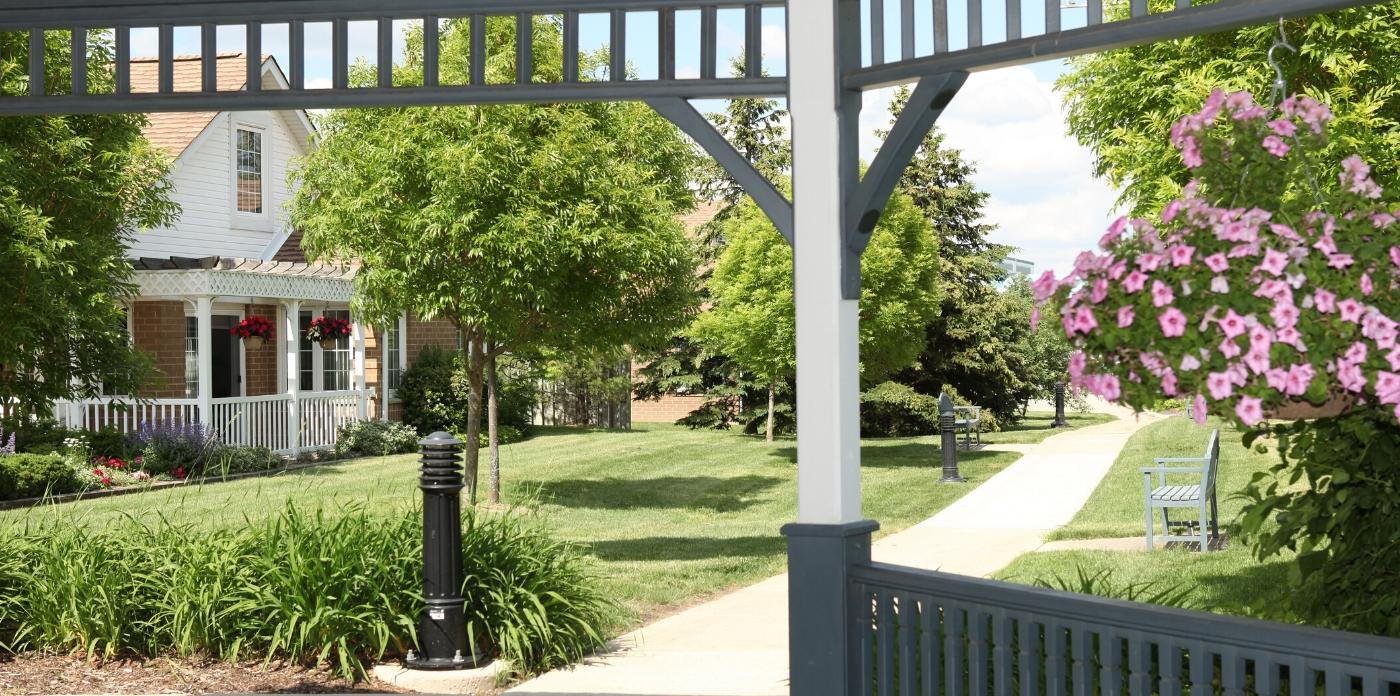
[781, 1, 876, 695]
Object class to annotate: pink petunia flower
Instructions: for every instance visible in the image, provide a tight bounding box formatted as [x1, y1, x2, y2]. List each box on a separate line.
[1099, 374, 1122, 401]
[1117, 306, 1135, 328]
[1203, 253, 1230, 273]
[1193, 394, 1209, 426]
[1262, 135, 1290, 157]
[1161, 370, 1179, 396]
[1219, 338, 1243, 359]
[1162, 200, 1184, 223]
[1257, 249, 1290, 276]
[1338, 299, 1365, 323]
[1207, 372, 1234, 400]
[1244, 348, 1271, 375]
[1327, 253, 1355, 270]
[1235, 396, 1264, 426]
[1390, 246, 1400, 271]
[1285, 364, 1315, 397]
[1031, 270, 1059, 303]
[1090, 279, 1109, 304]
[1100, 217, 1128, 249]
[1344, 341, 1368, 365]
[1265, 368, 1289, 392]
[1181, 354, 1202, 372]
[1338, 362, 1367, 393]
[1376, 371, 1400, 405]
[1267, 119, 1297, 137]
[1275, 326, 1306, 351]
[1217, 309, 1247, 339]
[1313, 289, 1337, 313]
[1072, 307, 1099, 334]
[1270, 301, 1300, 329]
[1210, 276, 1230, 294]
[1123, 270, 1148, 293]
[1168, 244, 1196, 267]
[1138, 254, 1163, 273]
[1151, 280, 1175, 308]
[1361, 273, 1374, 296]
[1159, 307, 1187, 338]
[1181, 136, 1203, 168]
[1029, 308, 1040, 331]
[1069, 351, 1087, 384]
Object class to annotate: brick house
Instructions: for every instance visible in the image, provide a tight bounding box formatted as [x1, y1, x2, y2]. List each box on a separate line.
[53, 53, 459, 453]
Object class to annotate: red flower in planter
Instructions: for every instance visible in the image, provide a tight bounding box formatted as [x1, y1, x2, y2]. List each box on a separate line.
[172, 466, 187, 480]
[92, 467, 112, 486]
[305, 316, 353, 342]
[230, 316, 275, 340]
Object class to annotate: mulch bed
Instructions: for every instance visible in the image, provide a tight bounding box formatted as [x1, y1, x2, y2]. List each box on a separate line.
[0, 654, 410, 695]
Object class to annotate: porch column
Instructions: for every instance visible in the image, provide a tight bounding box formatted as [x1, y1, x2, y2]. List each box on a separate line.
[285, 300, 301, 455]
[195, 296, 213, 431]
[780, 1, 875, 695]
[352, 317, 367, 420]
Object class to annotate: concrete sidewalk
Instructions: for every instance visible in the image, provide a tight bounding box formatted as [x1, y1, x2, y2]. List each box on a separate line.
[508, 412, 1160, 696]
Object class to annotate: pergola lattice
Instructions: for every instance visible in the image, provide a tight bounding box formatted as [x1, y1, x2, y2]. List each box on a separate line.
[4, 1, 1399, 693]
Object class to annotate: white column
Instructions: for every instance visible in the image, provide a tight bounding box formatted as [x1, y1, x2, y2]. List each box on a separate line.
[285, 300, 301, 454]
[790, 0, 862, 526]
[195, 296, 213, 431]
[379, 320, 390, 422]
[352, 316, 367, 420]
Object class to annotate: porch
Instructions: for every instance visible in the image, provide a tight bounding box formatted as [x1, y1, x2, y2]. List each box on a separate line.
[54, 256, 386, 454]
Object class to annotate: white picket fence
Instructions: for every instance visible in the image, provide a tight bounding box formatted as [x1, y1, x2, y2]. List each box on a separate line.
[52, 389, 374, 454]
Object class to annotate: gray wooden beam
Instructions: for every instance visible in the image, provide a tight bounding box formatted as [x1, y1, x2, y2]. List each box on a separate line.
[645, 96, 794, 245]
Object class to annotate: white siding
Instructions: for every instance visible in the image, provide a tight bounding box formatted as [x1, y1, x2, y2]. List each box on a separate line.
[128, 108, 310, 260]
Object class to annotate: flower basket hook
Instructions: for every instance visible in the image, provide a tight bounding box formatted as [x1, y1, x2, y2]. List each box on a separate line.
[1266, 18, 1297, 109]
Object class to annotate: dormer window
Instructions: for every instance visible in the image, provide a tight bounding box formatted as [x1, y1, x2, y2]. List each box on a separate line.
[235, 127, 263, 214]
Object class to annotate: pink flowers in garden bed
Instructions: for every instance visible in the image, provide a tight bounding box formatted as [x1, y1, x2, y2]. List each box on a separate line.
[1035, 88, 1399, 428]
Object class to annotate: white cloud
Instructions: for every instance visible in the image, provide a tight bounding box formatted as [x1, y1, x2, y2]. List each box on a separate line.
[861, 65, 1121, 277]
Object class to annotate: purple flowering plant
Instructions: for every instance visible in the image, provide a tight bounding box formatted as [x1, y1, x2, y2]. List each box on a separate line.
[1032, 88, 1399, 429]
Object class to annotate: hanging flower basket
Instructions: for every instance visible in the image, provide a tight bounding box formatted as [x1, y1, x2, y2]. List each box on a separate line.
[1032, 89, 1400, 430]
[306, 315, 352, 349]
[230, 316, 274, 350]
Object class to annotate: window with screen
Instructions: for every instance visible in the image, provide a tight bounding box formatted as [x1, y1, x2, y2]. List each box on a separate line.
[235, 128, 263, 214]
[385, 318, 404, 391]
[184, 316, 199, 398]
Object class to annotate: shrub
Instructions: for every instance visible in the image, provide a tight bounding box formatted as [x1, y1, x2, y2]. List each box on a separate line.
[399, 345, 535, 437]
[128, 422, 217, 477]
[473, 424, 525, 449]
[86, 426, 130, 459]
[399, 345, 459, 436]
[335, 420, 420, 458]
[860, 382, 939, 437]
[1, 418, 76, 456]
[207, 446, 282, 476]
[0, 506, 614, 680]
[0, 454, 81, 500]
[1, 454, 82, 500]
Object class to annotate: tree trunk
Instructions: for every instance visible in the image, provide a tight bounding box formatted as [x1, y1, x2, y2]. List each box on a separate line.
[462, 334, 485, 505]
[487, 351, 501, 505]
[766, 381, 776, 443]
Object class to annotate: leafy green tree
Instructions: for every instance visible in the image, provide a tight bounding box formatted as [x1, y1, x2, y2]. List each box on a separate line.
[879, 88, 1037, 421]
[0, 32, 177, 417]
[1059, 2, 1400, 217]
[292, 17, 700, 502]
[690, 189, 940, 441]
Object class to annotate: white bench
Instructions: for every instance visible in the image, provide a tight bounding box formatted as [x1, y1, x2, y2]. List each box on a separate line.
[1140, 429, 1220, 551]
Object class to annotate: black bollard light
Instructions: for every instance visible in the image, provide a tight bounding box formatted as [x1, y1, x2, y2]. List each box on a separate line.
[406, 432, 488, 670]
[938, 392, 965, 483]
[1051, 381, 1070, 428]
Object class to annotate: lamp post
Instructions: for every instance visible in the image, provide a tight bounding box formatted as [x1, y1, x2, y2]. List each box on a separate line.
[1051, 381, 1070, 428]
[406, 432, 487, 670]
[938, 392, 965, 483]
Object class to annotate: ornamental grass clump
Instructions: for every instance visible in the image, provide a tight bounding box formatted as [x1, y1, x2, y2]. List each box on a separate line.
[0, 505, 615, 681]
[1033, 88, 1400, 636]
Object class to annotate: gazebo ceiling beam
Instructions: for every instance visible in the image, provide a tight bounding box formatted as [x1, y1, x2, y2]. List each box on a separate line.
[845, 0, 1382, 91]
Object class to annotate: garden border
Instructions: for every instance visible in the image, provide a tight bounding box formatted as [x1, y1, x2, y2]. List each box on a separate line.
[0, 454, 373, 511]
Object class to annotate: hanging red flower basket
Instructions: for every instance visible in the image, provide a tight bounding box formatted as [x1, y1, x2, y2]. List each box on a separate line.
[306, 315, 352, 350]
[230, 316, 275, 350]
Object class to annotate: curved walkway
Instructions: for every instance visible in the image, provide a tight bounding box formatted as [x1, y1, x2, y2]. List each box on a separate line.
[508, 410, 1161, 696]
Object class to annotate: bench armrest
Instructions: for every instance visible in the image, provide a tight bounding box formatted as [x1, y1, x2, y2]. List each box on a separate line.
[1152, 457, 1210, 464]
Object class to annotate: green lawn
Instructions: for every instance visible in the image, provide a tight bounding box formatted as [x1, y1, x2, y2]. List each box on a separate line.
[1045, 415, 1275, 541]
[980, 411, 1116, 445]
[995, 416, 1297, 622]
[6, 423, 1021, 626]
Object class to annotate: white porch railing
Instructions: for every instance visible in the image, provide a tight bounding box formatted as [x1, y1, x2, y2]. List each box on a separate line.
[297, 390, 365, 451]
[53, 389, 375, 454]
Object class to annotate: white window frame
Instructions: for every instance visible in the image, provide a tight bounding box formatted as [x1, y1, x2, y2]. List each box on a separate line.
[381, 313, 408, 400]
[230, 120, 270, 231]
[299, 307, 353, 392]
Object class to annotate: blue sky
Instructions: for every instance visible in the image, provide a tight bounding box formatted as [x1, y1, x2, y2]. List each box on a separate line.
[130, 5, 1117, 277]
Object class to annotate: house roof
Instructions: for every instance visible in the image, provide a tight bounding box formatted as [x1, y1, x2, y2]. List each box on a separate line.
[129, 53, 297, 158]
[132, 255, 356, 279]
[679, 200, 724, 233]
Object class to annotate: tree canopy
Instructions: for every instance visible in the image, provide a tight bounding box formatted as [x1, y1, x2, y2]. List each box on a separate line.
[291, 17, 701, 498]
[688, 187, 940, 439]
[1059, 2, 1400, 217]
[0, 32, 177, 417]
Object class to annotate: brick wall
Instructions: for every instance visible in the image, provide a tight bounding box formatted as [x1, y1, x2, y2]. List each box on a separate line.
[406, 315, 458, 363]
[130, 300, 188, 398]
[243, 304, 279, 396]
[632, 393, 707, 423]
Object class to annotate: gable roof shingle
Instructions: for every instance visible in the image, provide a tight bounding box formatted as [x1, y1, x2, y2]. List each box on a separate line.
[128, 52, 271, 158]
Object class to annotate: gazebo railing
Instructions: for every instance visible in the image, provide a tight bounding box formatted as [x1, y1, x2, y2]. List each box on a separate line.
[850, 561, 1400, 696]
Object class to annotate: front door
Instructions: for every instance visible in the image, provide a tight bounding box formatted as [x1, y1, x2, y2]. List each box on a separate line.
[210, 315, 243, 399]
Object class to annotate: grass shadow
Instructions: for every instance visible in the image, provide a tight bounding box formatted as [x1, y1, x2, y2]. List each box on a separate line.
[517, 475, 784, 512]
[586, 535, 784, 562]
[858, 443, 1013, 469]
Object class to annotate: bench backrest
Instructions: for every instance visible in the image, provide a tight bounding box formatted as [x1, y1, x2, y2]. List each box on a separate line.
[1203, 429, 1221, 493]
